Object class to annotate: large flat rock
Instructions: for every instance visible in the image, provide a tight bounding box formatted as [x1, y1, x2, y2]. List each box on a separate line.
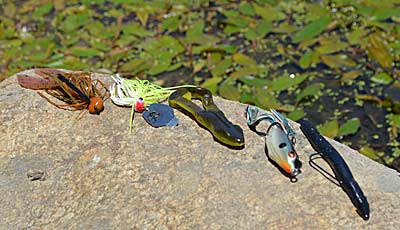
[1, 71, 399, 229]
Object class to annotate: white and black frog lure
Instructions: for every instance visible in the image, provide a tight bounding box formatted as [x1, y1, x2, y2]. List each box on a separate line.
[246, 106, 301, 181]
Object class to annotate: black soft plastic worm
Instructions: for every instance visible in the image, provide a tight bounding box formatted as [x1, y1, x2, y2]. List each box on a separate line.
[299, 119, 370, 221]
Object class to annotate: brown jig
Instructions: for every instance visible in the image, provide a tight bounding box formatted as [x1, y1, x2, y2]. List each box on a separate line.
[17, 68, 110, 115]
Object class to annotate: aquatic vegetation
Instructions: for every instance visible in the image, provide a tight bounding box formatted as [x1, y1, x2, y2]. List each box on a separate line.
[0, 0, 398, 170]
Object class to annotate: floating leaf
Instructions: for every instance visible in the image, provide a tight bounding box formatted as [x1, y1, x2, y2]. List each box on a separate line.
[296, 83, 324, 102]
[270, 74, 308, 91]
[211, 58, 232, 77]
[186, 20, 205, 44]
[240, 92, 256, 104]
[148, 61, 170, 75]
[255, 88, 280, 110]
[366, 33, 393, 68]
[122, 22, 154, 37]
[252, 4, 285, 22]
[292, 16, 332, 43]
[341, 70, 363, 82]
[287, 109, 306, 121]
[359, 146, 379, 160]
[272, 22, 298, 34]
[193, 60, 206, 74]
[233, 53, 257, 66]
[272, 22, 298, 33]
[230, 67, 260, 79]
[338, 118, 361, 136]
[219, 78, 240, 101]
[61, 13, 90, 33]
[167, 62, 183, 72]
[239, 2, 255, 16]
[320, 54, 356, 68]
[220, 10, 249, 28]
[347, 29, 366, 45]
[120, 59, 149, 73]
[201, 77, 222, 94]
[316, 40, 349, 54]
[86, 21, 106, 36]
[193, 44, 233, 54]
[162, 14, 182, 32]
[306, 4, 330, 20]
[299, 51, 312, 69]
[246, 19, 272, 40]
[371, 72, 393, 85]
[207, 52, 222, 68]
[239, 75, 269, 87]
[158, 35, 185, 54]
[223, 24, 241, 35]
[318, 120, 339, 138]
[33, 3, 53, 17]
[368, 8, 400, 21]
[3, 2, 16, 18]
[70, 47, 102, 57]
[391, 114, 400, 128]
[136, 8, 149, 26]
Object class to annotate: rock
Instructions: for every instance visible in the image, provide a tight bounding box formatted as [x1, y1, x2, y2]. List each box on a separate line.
[1, 70, 399, 229]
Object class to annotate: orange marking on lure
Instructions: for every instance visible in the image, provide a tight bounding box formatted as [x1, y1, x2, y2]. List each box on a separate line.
[280, 161, 292, 174]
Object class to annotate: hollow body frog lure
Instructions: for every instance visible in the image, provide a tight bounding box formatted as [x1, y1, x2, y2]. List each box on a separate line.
[246, 106, 301, 181]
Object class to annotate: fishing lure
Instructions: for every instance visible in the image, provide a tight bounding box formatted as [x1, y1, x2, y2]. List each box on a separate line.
[169, 87, 244, 147]
[246, 106, 301, 180]
[109, 74, 194, 131]
[299, 119, 370, 220]
[142, 103, 178, 128]
[17, 68, 110, 115]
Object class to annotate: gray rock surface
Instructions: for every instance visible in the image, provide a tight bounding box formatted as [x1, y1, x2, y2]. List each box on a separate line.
[1, 70, 399, 229]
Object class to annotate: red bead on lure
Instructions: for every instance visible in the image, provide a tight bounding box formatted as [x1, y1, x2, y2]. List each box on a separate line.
[135, 98, 145, 112]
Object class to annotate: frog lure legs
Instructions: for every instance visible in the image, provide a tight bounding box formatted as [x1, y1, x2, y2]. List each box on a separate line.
[246, 106, 301, 180]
